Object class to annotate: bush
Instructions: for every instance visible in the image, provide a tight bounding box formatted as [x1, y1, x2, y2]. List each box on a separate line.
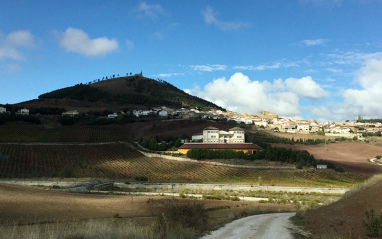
[362, 209, 382, 237]
[155, 202, 209, 238]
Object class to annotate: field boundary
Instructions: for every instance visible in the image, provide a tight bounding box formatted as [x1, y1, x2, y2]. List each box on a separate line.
[140, 151, 296, 170]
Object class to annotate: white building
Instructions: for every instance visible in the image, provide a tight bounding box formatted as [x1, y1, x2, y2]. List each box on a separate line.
[108, 113, 118, 119]
[16, 108, 29, 115]
[202, 126, 245, 143]
[0, 107, 6, 113]
[62, 110, 79, 117]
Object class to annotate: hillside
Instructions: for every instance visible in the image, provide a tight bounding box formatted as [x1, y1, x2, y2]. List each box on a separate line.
[34, 75, 224, 112]
[298, 176, 382, 238]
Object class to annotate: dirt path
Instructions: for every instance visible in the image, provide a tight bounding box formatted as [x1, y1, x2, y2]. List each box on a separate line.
[201, 212, 295, 239]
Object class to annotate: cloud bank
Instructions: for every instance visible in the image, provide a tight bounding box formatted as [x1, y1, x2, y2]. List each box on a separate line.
[56, 28, 118, 57]
[185, 72, 329, 119]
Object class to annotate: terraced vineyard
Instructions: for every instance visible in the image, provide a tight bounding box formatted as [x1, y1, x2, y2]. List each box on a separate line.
[0, 143, 366, 187]
[0, 125, 133, 142]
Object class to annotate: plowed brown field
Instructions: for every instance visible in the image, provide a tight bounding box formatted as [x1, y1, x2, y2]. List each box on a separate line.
[271, 143, 382, 176]
[0, 183, 258, 226]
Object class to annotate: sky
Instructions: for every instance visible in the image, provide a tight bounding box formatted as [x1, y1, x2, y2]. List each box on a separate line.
[1, 0, 382, 121]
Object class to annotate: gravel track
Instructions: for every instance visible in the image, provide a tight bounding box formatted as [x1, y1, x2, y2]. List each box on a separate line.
[201, 212, 295, 239]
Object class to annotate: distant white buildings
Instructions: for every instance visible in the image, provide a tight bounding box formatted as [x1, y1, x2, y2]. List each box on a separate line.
[0, 107, 6, 114]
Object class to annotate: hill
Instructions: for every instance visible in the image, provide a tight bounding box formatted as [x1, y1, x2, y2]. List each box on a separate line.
[33, 74, 224, 112]
[297, 175, 382, 238]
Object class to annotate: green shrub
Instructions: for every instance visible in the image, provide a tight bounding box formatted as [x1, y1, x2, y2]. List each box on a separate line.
[362, 209, 382, 237]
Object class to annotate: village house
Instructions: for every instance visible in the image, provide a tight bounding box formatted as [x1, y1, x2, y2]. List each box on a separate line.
[297, 123, 310, 134]
[62, 110, 79, 117]
[16, 108, 29, 115]
[0, 107, 6, 114]
[108, 113, 118, 119]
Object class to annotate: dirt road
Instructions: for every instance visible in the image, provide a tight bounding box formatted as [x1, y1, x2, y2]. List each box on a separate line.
[201, 212, 295, 239]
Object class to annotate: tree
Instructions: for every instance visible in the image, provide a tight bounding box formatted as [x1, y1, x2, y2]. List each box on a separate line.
[149, 138, 158, 151]
[174, 138, 182, 148]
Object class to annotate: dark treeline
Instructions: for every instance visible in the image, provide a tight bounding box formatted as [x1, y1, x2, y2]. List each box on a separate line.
[255, 146, 316, 168]
[139, 136, 182, 151]
[357, 118, 382, 123]
[186, 146, 345, 172]
[0, 113, 41, 124]
[246, 133, 326, 145]
[363, 131, 382, 137]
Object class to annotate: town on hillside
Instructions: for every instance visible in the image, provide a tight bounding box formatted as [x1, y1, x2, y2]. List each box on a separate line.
[2, 103, 381, 140]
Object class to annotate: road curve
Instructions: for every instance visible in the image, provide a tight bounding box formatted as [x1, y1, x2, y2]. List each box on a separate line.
[201, 212, 295, 239]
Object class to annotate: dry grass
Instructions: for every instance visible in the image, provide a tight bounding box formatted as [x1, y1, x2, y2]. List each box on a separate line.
[0, 219, 154, 239]
[295, 174, 382, 238]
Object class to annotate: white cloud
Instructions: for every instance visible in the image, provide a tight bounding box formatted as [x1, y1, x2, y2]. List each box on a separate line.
[233, 60, 301, 71]
[301, 39, 328, 46]
[3, 63, 20, 74]
[201, 6, 250, 31]
[185, 72, 312, 118]
[191, 64, 227, 72]
[125, 39, 135, 50]
[234, 63, 281, 71]
[339, 59, 382, 119]
[0, 30, 36, 61]
[152, 31, 165, 41]
[285, 76, 330, 99]
[326, 51, 382, 65]
[327, 68, 343, 73]
[158, 73, 184, 77]
[136, 2, 164, 19]
[6, 30, 35, 48]
[56, 28, 118, 57]
[0, 47, 24, 60]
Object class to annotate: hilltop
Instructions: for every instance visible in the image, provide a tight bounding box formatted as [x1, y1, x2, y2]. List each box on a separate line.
[21, 73, 225, 112]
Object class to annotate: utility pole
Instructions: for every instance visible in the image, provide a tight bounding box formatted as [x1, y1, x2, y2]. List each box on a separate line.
[131, 194, 133, 222]
[172, 184, 175, 204]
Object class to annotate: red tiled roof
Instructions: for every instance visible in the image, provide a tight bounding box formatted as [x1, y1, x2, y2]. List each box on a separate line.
[179, 143, 261, 150]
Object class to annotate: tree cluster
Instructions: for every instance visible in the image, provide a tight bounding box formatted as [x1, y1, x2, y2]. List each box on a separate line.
[363, 131, 382, 137]
[0, 113, 41, 124]
[140, 135, 182, 151]
[246, 132, 325, 145]
[254, 146, 316, 167]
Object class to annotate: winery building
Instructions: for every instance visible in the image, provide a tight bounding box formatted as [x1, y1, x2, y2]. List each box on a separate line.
[179, 126, 261, 155]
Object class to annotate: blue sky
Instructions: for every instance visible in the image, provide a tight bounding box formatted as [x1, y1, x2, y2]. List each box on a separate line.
[1, 0, 382, 121]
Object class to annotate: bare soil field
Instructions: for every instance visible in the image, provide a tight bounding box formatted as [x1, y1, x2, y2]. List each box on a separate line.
[0, 183, 281, 226]
[271, 143, 382, 175]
